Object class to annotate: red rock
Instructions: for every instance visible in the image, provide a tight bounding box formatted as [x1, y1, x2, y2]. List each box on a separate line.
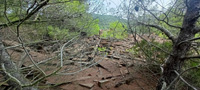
[79, 83, 94, 89]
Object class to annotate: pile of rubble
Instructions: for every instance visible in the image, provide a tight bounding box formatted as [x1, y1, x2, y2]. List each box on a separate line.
[2, 34, 158, 90]
[44, 35, 157, 90]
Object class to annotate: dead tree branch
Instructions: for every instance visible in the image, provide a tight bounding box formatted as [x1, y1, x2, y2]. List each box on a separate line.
[178, 37, 200, 46]
[141, 4, 182, 29]
[0, 0, 49, 30]
[182, 55, 200, 59]
[174, 70, 198, 90]
[138, 22, 176, 43]
[3, 0, 10, 23]
[0, 40, 37, 90]
[166, 65, 200, 90]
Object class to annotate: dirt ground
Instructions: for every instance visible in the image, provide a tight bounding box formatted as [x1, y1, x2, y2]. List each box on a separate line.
[2, 34, 161, 90]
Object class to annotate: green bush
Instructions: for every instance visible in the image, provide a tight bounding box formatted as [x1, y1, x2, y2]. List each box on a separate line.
[47, 25, 69, 40]
[130, 40, 172, 63]
[98, 47, 107, 52]
[128, 39, 172, 73]
[101, 21, 128, 39]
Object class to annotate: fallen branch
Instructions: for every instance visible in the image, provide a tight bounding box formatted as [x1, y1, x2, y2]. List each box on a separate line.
[0, 40, 37, 90]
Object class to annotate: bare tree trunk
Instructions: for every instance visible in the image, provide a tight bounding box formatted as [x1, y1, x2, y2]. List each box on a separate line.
[157, 0, 200, 90]
[0, 37, 37, 90]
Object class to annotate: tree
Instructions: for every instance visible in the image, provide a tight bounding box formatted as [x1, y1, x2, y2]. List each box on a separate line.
[158, 0, 200, 89]
[128, 0, 200, 89]
[33, 0, 100, 40]
[0, 0, 50, 89]
[0, 0, 98, 89]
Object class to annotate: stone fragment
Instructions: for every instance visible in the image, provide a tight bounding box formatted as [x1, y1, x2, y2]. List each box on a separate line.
[79, 83, 94, 89]
[98, 80, 110, 87]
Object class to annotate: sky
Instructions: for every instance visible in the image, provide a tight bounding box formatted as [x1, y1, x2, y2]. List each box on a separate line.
[88, 0, 173, 15]
[105, 0, 172, 9]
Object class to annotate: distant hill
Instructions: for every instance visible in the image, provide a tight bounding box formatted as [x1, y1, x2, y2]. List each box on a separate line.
[91, 13, 127, 29]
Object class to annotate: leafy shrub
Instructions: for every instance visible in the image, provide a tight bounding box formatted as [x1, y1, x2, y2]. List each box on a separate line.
[98, 47, 107, 52]
[128, 39, 172, 73]
[130, 40, 172, 63]
[37, 1, 100, 40]
[47, 25, 69, 40]
[77, 17, 100, 36]
[101, 21, 128, 39]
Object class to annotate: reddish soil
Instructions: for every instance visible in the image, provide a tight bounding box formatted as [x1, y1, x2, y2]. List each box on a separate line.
[1, 34, 162, 90]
